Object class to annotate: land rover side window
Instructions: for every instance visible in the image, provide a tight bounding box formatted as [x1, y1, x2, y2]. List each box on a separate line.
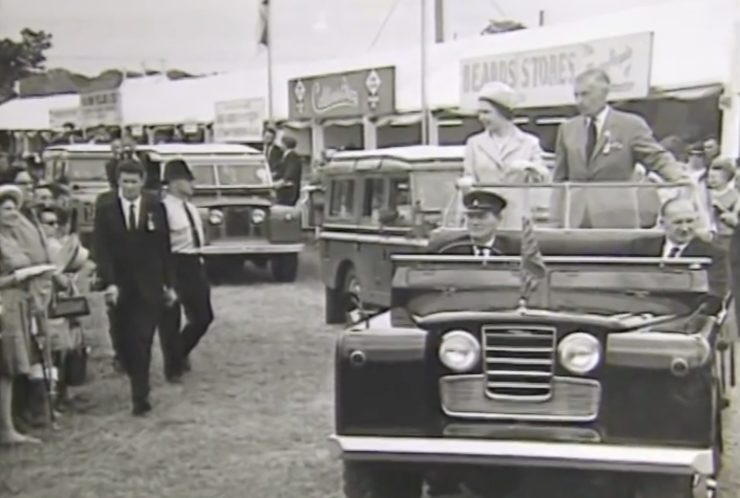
[216, 162, 268, 186]
[388, 176, 412, 226]
[190, 165, 217, 185]
[65, 157, 109, 182]
[361, 178, 385, 223]
[328, 179, 356, 219]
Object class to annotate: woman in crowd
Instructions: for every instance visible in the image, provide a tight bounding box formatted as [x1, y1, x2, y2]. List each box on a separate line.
[458, 81, 549, 228]
[0, 185, 54, 444]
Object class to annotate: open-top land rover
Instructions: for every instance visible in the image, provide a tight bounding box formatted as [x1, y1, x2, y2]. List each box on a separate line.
[330, 182, 732, 498]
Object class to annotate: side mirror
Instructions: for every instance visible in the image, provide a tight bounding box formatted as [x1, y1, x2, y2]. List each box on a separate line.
[378, 208, 399, 225]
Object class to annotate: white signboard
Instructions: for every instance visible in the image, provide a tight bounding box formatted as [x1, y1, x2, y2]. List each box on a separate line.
[49, 106, 81, 131]
[213, 98, 265, 143]
[460, 32, 654, 109]
[80, 89, 122, 128]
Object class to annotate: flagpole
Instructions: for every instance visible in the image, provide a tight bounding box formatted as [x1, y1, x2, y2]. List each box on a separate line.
[420, 0, 429, 145]
[266, 3, 274, 122]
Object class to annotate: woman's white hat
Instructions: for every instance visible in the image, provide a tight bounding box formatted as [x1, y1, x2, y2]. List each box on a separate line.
[477, 81, 520, 110]
[0, 185, 24, 207]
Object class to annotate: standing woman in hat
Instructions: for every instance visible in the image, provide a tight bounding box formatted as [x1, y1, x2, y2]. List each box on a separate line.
[459, 82, 549, 228]
[0, 185, 55, 444]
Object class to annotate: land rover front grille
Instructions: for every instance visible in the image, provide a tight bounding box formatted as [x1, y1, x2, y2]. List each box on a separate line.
[483, 325, 556, 400]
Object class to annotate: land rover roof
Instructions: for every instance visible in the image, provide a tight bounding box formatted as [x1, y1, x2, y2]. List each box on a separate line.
[325, 145, 465, 174]
[44, 143, 261, 156]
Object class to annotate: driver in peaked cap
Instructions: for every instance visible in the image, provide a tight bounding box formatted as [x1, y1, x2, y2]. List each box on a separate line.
[430, 189, 518, 255]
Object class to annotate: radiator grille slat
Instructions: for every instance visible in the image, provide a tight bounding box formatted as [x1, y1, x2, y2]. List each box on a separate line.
[483, 325, 556, 400]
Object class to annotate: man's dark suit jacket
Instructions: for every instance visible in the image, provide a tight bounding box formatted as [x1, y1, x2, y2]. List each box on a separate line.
[265, 144, 284, 176]
[94, 192, 174, 302]
[430, 234, 518, 256]
[275, 150, 303, 205]
[625, 235, 728, 299]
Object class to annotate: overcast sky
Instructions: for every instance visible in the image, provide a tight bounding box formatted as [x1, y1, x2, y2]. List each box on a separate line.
[0, 0, 676, 76]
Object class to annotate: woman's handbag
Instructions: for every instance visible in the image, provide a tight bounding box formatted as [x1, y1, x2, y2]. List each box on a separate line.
[48, 279, 91, 320]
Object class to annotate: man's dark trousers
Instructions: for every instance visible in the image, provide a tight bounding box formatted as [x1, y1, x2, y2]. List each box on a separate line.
[116, 293, 163, 406]
[159, 254, 213, 376]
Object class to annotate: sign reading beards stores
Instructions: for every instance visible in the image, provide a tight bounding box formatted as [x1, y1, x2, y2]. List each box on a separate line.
[288, 67, 395, 120]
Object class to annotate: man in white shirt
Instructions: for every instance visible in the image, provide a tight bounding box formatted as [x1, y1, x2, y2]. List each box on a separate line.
[160, 159, 214, 382]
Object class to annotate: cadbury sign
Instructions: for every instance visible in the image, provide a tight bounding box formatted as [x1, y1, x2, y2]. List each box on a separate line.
[288, 66, 395, 120]
[460, 32, 653, 110]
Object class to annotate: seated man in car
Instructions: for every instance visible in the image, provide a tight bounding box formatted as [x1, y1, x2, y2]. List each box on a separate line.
[625, 196, 728, 301]
[430, 189, 517, 255]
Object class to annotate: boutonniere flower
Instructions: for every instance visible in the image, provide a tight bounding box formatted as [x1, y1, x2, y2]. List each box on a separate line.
[147, 212, 155, 231]
[602, 131, 623, 155]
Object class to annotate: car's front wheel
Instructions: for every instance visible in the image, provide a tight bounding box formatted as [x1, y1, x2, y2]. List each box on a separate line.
[343, 461, 422, 498]
[270, 254, 299, 282]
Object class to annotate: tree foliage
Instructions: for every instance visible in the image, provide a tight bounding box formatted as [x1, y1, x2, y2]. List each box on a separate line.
[0, 29, 53, 101]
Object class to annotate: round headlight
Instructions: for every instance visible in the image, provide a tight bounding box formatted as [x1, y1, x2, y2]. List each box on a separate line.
[558, 333, 601, 375]
[208, 209, 224, 225]
[251, 208, 266, 224]
[439, 330, 480, 373]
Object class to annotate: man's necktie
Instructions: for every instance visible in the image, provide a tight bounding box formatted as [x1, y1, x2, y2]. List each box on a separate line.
[667, 245, 681, 258]
[586, 118, 598, 162]
[183, 201, 202, 248]
[128, 203, 137, 231]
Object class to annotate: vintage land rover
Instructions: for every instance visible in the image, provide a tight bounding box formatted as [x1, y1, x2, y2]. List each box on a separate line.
[320, 146, 465, 324]
[43, 143, 303, 281]
[330, 183, 732, 498]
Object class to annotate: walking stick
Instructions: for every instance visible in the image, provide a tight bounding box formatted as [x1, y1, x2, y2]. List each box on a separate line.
[26, 311, 56, 425]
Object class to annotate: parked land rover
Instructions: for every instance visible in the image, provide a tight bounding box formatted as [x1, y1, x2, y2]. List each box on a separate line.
[43, 143, 303, 282]
[319, 146, 465, 324]
[330, 182, 731, 498]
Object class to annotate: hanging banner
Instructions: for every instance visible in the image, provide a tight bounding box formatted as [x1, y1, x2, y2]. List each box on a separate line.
[80, 89, 122, 128]
[49, 106, 81, 131]
[288, 66, 395, 119]
[213, 98, 265, 143]
[460, 32, 654, 109]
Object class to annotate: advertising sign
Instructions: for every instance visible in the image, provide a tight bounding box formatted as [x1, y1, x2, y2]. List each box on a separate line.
[460, 32, 654, 109]
[288, 66, 395, 120]
[213, 98, 265, 143]
[49, 106, 81, 131]
[80, 89, 122, 128]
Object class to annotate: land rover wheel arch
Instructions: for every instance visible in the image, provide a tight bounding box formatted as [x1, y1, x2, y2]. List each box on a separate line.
[342, 462, 422, 498]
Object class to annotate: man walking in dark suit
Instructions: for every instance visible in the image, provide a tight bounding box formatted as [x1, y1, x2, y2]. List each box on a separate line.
[626, 197, 728, 301]
[430, 189, 517, 255]
[553, 69, 687, 228]
[263, 126, 283, 178]
[160, 159, 214, 382]
[274, 135, 303, 206]
[94, 160, 175, 416]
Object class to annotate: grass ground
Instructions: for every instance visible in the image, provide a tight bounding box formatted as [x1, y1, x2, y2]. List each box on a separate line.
[0, 248, 738, 497]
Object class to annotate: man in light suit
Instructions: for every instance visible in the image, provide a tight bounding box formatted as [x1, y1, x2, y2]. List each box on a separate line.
[553, 69, 686, 228]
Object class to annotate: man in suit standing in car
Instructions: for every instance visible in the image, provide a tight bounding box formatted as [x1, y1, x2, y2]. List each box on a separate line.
[552, 69, 687, 228]
[94, 160, 175, 416]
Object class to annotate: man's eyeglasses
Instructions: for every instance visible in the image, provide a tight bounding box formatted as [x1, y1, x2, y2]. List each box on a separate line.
[41, 220, 58, 227]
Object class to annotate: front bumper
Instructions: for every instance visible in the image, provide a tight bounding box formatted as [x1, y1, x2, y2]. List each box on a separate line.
[198, 242, 304, 256]
[329, 435, 714, 476]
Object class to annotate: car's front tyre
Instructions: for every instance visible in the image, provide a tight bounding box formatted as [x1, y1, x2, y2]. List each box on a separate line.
[343, 461, 422, 498]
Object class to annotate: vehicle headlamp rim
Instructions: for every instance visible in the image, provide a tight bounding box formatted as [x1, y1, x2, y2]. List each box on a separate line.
[208, 209, 224, 225]
[558, 332, 602, 375]
[438, 329, 480, 373]
[251, 208, 266, 224]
